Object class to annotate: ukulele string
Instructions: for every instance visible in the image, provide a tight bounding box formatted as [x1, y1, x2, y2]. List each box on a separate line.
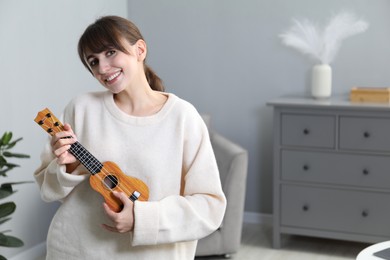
[43, 113, 136, 198]
[68, 144, 135, 197]
[67, 139, 134, 194]
[39, 113, 123, 192]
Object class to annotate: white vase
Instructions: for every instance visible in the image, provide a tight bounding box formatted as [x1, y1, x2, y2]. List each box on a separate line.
[311, 64, 332, 99]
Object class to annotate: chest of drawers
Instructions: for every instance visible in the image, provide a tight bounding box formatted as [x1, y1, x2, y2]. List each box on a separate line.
[268, 96, 390, 248]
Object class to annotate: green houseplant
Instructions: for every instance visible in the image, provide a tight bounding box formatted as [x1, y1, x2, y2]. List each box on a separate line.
[0, 132, 30, 260]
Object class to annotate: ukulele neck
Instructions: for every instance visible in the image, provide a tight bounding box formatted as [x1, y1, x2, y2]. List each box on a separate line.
[69, 141, 103, 174]
[34, 108, 103, 175]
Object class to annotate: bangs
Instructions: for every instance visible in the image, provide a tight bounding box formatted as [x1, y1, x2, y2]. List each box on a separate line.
[78, 21, 128, 72]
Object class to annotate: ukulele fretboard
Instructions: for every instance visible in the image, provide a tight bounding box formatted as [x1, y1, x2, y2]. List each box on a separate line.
[69, 141, 103, 174]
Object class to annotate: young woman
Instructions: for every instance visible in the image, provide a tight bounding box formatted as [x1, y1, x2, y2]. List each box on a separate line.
[34, 15, 226, 260]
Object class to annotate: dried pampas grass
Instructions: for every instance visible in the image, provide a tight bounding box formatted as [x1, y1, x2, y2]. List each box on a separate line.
[280, 11, 369, 64]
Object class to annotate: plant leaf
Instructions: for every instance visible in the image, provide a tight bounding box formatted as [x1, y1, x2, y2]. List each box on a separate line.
[3, 152, 30, 159]
[0, 217, 11, 225]
[0, 182, 32, 199]
[0, 156, 6, 167]
[0, 169, 11, 177]
[0, 233, 24, 247]
[4, 137, 23, 150]
[0, 187, 13, 200]
[0, 132, 12, 146]
[0, 164, 20, 176]
[0, 202, 16, 218]
[2, 182, 33, 188]
[0, 163, 20, 169]
[0, 254, 7, 260]
[0, 184, 13, 193]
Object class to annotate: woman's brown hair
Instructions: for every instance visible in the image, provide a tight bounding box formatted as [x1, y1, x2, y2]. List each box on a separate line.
[78, 16, 164, 92]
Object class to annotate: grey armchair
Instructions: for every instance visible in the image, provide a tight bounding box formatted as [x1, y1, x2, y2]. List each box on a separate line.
[196, 117, 249, 258]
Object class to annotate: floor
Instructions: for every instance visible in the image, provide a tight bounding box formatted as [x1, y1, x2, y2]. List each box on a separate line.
[197, 222, 371, 260]
[37, 223, 371, 260]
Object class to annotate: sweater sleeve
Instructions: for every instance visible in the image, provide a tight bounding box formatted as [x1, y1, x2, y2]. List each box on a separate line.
[33, 105, 89, 203]
[132, 111, 227, 246]
[34, 140, 89, 202]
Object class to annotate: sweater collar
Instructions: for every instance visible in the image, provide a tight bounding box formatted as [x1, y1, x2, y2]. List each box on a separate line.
[103, 91, 176, 125]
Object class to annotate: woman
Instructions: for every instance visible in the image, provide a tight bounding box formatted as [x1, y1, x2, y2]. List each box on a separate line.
[34, 15, 226, 260]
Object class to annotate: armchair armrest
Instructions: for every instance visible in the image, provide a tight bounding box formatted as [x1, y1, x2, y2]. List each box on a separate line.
[196, 132, 248, 256]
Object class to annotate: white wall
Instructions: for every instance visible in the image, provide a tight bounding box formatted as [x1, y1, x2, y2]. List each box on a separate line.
[127, 0, 390, 214]
[0, 0, 127, 258]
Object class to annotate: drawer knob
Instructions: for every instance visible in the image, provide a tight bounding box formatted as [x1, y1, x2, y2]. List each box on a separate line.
[363, 132, 371, 138]
[302, 164, 310, 171]
[362, 169, 369, 175]
[302, 204, 309, 212]
[303, 128, 310, 135]
[362, 210, 369, 217]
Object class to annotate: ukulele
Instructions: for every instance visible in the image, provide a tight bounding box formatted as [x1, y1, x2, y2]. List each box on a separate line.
[34, 108, 149, 212]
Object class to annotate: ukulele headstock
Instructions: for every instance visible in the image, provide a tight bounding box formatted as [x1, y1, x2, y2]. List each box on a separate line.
[34, 108, 64, 136]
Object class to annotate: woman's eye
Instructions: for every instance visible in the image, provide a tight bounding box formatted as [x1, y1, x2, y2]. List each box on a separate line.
[89, 59, 98, 67]
[107, 50, 116, 57]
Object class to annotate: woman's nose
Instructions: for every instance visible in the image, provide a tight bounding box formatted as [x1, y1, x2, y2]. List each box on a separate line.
[98, 59, 110, 74]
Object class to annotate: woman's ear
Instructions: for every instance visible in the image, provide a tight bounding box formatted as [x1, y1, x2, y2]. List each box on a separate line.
[136, 39, 147, 61]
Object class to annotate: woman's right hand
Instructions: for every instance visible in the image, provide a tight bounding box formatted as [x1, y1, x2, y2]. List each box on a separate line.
[51, 123, 80, 172]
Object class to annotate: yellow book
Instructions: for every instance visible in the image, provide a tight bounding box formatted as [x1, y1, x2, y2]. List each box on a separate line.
[350, 87, 390, 103]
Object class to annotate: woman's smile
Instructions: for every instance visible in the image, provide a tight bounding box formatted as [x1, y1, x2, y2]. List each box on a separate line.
[105, 70, 122, 83]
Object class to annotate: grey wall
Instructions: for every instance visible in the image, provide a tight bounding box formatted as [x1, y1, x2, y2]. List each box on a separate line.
[1, 0, 390, 257]
[128, 0, 390, 214]
[0, 0, 127, 258]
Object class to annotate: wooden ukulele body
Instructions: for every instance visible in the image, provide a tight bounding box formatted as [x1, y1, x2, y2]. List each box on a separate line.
[89, 161, 149, 212]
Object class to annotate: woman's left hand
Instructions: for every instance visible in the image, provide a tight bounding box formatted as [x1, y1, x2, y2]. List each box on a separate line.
[102, 191, 135, 233]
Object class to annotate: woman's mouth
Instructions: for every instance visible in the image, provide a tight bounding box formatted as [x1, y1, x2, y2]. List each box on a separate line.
[105, 71, 121, 83]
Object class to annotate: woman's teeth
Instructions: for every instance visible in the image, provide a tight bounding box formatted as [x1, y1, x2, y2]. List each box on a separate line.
[106, 71, 121, 82]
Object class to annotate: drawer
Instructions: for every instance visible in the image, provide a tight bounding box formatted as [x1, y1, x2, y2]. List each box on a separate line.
[281, 150, 390, 189]
[340, 116, 390, 152]
[281, 114, 335, 148]
[281, 185, 390, 237]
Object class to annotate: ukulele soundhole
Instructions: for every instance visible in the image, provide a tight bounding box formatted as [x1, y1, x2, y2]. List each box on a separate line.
[103, 175, 119, 189]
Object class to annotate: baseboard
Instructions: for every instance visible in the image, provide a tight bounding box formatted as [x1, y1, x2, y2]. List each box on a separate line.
[243, 211, 272, 226]
[9, 242, 45, 260]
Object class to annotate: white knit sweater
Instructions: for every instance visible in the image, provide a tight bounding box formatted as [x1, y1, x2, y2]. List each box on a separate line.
[34, 91, 226, 260]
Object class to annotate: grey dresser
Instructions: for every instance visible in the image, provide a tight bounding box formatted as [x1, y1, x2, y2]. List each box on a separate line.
[268, 96, 390, 248]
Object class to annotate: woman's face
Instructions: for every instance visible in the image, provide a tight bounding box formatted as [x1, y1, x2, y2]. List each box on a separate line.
[85, 39, 144, 93]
